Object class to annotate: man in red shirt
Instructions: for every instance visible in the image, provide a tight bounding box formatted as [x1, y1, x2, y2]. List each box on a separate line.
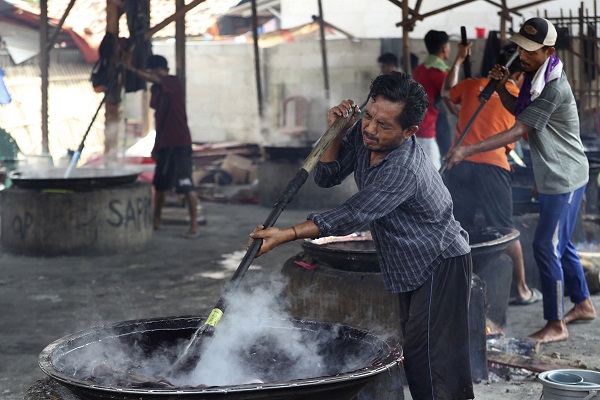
[412, 30, 453, 169]
[125, 55, 198, 238]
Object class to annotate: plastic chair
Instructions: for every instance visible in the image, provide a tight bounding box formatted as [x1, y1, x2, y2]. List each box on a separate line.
[278, 96, 310, 140]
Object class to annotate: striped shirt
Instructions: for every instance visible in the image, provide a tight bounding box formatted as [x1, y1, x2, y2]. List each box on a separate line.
[309, 122, 470, 293]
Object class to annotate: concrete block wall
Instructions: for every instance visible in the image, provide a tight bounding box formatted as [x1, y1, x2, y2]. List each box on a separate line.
[145, 37, 489, 146]
[153, 41, 263, 144]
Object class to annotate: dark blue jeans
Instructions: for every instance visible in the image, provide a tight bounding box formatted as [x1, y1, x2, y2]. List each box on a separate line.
[534, 185, 589, 321]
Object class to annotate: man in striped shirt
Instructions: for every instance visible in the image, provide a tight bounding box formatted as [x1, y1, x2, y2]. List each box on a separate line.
[251, 72, 474, 400]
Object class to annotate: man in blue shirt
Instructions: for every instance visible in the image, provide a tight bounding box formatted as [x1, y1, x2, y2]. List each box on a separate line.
[251, 72, 474, 400]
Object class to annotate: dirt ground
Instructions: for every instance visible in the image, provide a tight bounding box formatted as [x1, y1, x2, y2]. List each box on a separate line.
[1, 200, 599, 400]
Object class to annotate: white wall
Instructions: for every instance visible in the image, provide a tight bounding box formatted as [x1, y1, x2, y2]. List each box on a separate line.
[152, 40, 263, 144]
[129, 36, 490, 146]
[139, 38, 387, 145]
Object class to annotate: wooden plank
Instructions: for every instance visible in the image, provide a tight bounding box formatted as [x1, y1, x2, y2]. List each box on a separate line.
[144, 0, 206, 40]
[487, 350, 583, 373]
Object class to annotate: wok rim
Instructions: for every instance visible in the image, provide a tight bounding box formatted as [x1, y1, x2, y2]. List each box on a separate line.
[39, 315, 402, 396]
[301, 226, 520, 254]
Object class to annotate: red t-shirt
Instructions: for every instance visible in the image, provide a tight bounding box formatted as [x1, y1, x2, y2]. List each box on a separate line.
[412, 64, 448, 139]
[449, 78, 520, 170]
[150, 75, 192, 151]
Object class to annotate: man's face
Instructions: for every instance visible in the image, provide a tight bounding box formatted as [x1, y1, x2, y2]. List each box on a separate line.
[518, 46, 555, 73]
[361, 96, 417, 154]
[440, 42, 451, 60]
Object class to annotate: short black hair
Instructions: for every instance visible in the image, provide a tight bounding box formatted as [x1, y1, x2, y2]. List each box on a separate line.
[367, 71, 428, 129]
[377, 52, 398, 66]
[146, 55, 168, 70]
[424, 30, 450, 55]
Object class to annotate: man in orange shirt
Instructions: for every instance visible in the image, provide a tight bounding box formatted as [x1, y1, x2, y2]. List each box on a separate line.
[443, 43, 541, 305]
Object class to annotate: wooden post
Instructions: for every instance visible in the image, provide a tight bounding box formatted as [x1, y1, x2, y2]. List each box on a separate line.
[40, 0, 49, 154]
[402, 0, 411, 73]
[104, 0, 120, 166]
[317, 0, 330, 100]
[176, 0, 186, 100]
[251, 0, 263, 117]
[500, 0, 507, 46]
[579, 2, 586, 116]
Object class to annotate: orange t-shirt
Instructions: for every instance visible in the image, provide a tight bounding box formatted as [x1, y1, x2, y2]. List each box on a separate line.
[449, 78, 520, 170]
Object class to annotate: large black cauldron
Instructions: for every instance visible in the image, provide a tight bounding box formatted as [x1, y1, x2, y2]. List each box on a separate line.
[9, 167, 140, 190]
[301, 227, 519, 272]
[39, 316, 401, 400]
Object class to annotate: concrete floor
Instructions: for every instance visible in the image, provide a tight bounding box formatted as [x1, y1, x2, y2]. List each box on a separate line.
[1, 201, 599, 400]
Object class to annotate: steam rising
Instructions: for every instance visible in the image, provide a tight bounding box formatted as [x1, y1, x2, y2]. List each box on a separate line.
[53, 275, 379, 389]
[180, 277, 329, 386]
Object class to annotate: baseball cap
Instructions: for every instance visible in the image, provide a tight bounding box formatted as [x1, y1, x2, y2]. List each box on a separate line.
[509, 18, 557, 51]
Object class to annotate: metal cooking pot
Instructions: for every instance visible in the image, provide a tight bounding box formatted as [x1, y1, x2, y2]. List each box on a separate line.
[39, 316, 401, 400]
[300, 227, 520, 272]
[9, 167, 141, 189]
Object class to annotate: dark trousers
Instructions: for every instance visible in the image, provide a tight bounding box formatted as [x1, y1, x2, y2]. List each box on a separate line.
[398, 254, 474, 400]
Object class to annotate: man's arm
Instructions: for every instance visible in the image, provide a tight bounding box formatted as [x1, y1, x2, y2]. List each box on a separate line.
[488, 64, 518, 114]
[250, 220, 320, 257]
[442, 42, 471, 97]
[122, 52, 161, 84]
[445, 120, 531, 169]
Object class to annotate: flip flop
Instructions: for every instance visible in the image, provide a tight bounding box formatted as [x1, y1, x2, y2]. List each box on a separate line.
[509, 288, 542, 306]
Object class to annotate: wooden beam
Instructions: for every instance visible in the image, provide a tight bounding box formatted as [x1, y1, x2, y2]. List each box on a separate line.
[386, 0, 418, 18]
[500, 0, 507, 45]
[311, 15, 359, 42]
[487, 350, 581, 373]
[511, 0, 557, 12]
[104, 0, 120, 163]
[482, 0, 524, 16]
[396, 0, 478, 27]
[176, 0, 186, 100]
[414, 0, 424, 14]
[317, 0, 330, 100]
[144, 0, 206, 40]
[402, 0, 410, 73]
[40, 0, 49, 154]
[251, 0, 263, 117]
[46, 0, 76, 50]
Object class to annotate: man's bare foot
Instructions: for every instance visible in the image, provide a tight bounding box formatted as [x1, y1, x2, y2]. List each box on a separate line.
[528, 320, 569, 343]
[182, 229, 199, 238]
[564, 297, 597, 324]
